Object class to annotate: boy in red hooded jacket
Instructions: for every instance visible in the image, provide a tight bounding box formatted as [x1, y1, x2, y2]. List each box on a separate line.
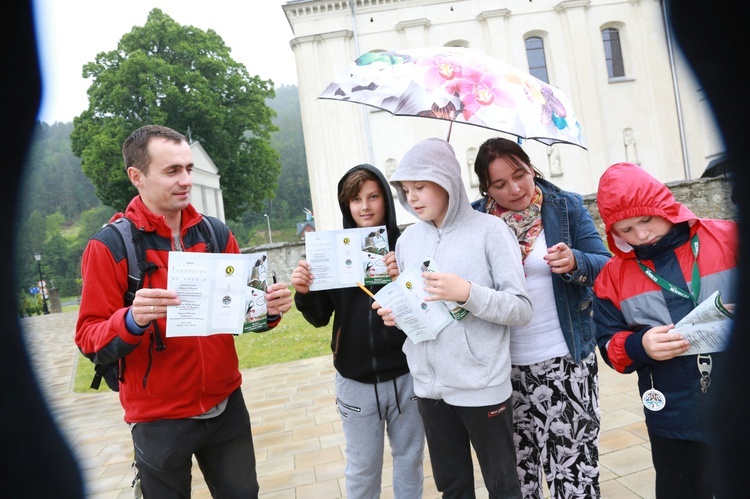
[593, 162, 737, 499]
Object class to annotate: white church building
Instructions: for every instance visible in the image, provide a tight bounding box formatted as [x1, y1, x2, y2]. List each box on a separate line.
[189, 141, 226, 222]
[281, 0, 724, 231]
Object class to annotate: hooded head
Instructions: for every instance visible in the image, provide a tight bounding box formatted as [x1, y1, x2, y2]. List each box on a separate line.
[390, 138, 469, 228]
[597, 162, 696, 257]
[337, 164, 400, 250]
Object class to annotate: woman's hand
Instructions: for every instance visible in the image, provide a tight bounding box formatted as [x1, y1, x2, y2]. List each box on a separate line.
[545, 242, 578, 274]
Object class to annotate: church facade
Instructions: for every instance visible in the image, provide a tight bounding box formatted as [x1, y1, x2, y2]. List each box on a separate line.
[282, 0, 723, 230]
[189, 141, 226, 222]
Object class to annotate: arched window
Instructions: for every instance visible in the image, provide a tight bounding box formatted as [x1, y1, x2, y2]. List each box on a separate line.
[525, 36, 549, 83]
[602, 28, 625, 78]
[445, 39, 469, 48]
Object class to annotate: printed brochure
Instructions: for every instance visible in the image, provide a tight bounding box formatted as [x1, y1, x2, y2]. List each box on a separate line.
[165, 251, 270, 336]
[373, 265, 453, 343]
[305, 225, 390, 291]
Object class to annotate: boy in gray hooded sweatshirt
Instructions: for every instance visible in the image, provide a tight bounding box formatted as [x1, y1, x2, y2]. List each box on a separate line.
[380, 137, 532, 498]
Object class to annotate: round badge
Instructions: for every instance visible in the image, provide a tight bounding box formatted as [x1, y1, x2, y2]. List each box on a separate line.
[642, 388, 666, 411]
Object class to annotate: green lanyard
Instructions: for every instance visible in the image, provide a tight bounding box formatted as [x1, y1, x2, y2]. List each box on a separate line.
[636, 234, 700, 306]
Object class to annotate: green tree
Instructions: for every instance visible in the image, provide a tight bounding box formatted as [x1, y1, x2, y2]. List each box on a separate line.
[16, 210, 47, 295]
[76, 206, 116, 243]
[43, 231, 79, 297]
[21, 122, 99, 221]
[69, 205, 118, 261]
[70, 8, 280, 220]
[224, 85, 311, 246]
[268, 85, 311, 222]
[45, 212, 65, 234]
[18, 210, 46, 258]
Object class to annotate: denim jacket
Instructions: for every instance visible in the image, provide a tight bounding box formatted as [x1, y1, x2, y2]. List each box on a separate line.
[472, 177, 611, 364]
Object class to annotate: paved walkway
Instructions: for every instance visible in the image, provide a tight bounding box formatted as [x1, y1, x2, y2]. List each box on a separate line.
[22, 311, 655, 498]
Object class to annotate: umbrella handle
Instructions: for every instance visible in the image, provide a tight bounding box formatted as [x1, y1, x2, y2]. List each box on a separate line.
[446, 120, 454, 142]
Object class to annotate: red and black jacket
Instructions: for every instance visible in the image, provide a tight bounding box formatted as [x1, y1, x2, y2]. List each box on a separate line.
[76, 196, 280, 423]
[594, 162, 737, 440]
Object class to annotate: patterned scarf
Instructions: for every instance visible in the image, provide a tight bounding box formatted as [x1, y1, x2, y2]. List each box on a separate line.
[485, 185, 544, 262]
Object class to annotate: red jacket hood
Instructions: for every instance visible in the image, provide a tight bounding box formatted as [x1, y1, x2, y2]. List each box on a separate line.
[597, 162, 697, 258]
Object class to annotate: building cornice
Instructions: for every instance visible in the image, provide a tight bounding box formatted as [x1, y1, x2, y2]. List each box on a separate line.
[289, 29, 353, 48]
[554, 0, 591, 12]
[395, 18, 431, 32]
[284, 0, 425, 20]
[476, 9, 512, 22]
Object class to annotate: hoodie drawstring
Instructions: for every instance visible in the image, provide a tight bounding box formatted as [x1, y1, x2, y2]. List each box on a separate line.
[374, 383, 383, 420]
[372, 379, 403, 421]
[393, 378, 402, 415]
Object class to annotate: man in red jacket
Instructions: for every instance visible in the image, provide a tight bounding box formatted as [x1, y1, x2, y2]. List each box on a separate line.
[76, 125, 292, 498]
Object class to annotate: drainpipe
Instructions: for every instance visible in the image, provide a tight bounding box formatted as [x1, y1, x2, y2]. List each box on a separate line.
[350, 1, 375, 164]
[662, 0, 691, 179]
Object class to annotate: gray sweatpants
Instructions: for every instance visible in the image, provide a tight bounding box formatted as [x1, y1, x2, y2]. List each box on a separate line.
[335, 372, 425, 499]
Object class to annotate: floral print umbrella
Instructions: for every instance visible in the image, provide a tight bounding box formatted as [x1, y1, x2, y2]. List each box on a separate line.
[319, 47, 586, 148]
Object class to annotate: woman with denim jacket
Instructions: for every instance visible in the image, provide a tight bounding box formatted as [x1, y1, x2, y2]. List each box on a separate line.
[472, 137, 611, 499]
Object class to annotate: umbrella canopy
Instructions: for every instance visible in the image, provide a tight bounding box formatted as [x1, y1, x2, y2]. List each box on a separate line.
[319, 46, 586, 149]
[701, 153, 732, 178]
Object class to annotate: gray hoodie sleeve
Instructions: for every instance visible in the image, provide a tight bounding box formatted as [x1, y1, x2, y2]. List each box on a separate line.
[461, 219, 533, 327]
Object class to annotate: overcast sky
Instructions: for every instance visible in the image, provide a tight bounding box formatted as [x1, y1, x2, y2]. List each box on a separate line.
[33, 0, 298, 124]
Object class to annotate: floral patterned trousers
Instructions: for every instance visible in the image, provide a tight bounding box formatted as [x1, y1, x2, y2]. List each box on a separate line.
[510, 352, 601, 499]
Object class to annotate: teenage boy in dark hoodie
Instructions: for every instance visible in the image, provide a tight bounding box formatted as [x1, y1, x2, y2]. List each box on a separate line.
[291, 164, 425, 499]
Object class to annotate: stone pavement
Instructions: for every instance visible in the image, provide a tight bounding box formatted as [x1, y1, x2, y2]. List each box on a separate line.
[22, 311, 655, 498]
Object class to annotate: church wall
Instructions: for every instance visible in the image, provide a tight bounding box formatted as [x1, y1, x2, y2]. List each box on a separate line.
[284, 0, 724, 231]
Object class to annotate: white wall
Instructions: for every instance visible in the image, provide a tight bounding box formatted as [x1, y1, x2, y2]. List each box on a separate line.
[283, 0, 724, 231]
[189, 141, 226, 222]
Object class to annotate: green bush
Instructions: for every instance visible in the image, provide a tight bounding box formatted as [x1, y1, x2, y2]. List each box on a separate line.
[20, 295, 43, 317]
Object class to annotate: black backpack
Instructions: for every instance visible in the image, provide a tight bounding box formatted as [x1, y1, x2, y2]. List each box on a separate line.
[89, 215, 223, 391]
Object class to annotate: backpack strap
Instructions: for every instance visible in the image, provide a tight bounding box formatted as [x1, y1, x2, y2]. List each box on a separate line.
[108, 218, 144, 307]
[198, 215, 229, 254]
[89, 218, 145, 390]
[198, 216, 218, 253]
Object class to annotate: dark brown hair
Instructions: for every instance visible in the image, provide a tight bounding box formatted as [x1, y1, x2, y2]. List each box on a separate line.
[122, 125, 187, 174]
[338, 168, 382, 205]
[474, 137, 543, 196]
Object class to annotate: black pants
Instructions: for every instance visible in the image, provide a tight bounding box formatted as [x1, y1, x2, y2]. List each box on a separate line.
[131, 388, 258, 498]
[418, 396, 521, 499]
[649, 431, 715, 499]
